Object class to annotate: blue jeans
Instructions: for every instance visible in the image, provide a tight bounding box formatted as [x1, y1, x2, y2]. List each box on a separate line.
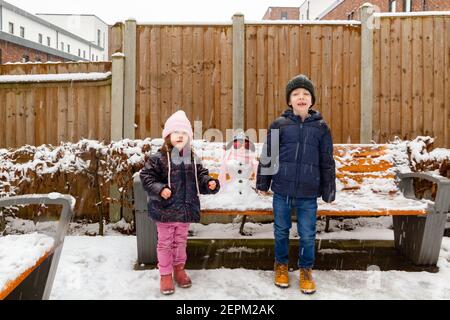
[273, 193, 317, 269]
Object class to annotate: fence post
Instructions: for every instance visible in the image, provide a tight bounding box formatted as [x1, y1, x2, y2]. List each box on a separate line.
[109, 53, 125, 223]
[123, 18, 137, 140]
[360, 3, 375, 143]
[232, 13, 245, 131]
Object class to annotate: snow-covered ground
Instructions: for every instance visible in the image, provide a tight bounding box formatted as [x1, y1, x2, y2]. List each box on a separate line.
[49, 235, 450, 300]
[2, 216, 449, 299]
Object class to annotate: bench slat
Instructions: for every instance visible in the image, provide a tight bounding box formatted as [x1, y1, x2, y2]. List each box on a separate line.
[201, 209, 427, 217]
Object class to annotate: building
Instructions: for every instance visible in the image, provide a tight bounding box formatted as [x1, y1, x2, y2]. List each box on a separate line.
[36, 14, 109, 61]
[262, 7, 300, 20]
[299, 0, 338, 20]
[0, 0, 107, 64]
[318, 0, 450, 20]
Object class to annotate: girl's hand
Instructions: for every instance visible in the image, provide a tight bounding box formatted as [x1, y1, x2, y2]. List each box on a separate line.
[208, 180, 217, 191]
[160, 188, 172, 200]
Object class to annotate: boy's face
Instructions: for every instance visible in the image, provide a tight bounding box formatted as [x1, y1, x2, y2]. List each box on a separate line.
[289, 88, 312, 115]
[170, 131, 189, 150]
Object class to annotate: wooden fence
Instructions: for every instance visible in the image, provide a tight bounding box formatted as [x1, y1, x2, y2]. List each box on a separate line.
[114, 10, 448, 147]
[1, 10, 448, 149]
[135, 25, 233, 139]
[373, 14, 450, 147]
[0, 62, 112, 148]
[131, 22, 361, 143]
[244, 23, 361, 144]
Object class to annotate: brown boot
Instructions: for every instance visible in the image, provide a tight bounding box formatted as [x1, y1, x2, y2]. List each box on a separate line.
[173, 264, 192, 288]
[299, 268, 316, 294]
[274, 262, 290, 288]
[160, 274, 175, 295]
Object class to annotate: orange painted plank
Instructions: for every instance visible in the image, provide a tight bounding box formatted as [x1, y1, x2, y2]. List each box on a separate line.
[0, 250, 52, 300]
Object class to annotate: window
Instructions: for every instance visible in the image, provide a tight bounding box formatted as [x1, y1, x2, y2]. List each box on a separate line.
[22, 54, 29, 63]
[20, 27, 25, 38]
[403, 0, 412, 12]
[78, 49, 81, 57]
[92, 54, 94, 61]
[83, 50, 86, 59]
[67, 44, 71, 53]
[38, 34, 43, 44]
[47, 37, 51, 46]
[61, 42, 64, 51]
[281, 11, 288, 20]
[389, 0, 397, 12]
[97, 29, 101, 46]
[96, 55, 98, 61]
[9, 22, 14, 34]
[347, 11, 355, 20]
[36, 57, 41, 62]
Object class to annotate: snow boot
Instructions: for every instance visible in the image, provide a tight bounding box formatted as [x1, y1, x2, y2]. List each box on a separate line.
[160, 274, 175, 295]
[299, 268, 316, 295]
[274, 262, 290, 288]
[174, 264, 192, 288]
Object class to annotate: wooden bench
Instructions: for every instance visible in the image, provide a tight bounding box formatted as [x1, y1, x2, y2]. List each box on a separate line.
[0, 194, 74, 300]
[134, 143, 450, 266]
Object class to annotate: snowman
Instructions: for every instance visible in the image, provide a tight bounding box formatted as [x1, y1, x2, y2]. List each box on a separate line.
[218, 132, 259, 201]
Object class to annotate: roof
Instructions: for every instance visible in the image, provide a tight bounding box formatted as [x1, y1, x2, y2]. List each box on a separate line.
[35, 13, 109, 27]
[317, 0, 345, 19]
[0, 0, 104, 49]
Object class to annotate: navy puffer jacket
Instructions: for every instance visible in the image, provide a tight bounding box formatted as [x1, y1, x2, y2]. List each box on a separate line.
[140, 150, 220, 223]
[256, 108, 336, 202]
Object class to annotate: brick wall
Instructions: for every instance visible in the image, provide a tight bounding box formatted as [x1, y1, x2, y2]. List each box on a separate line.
[321, 0, 450, 20]
[263, 7, 300, 20]
[0, 40, 68, 64]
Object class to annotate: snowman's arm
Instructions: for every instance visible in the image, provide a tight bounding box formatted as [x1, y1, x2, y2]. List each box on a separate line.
[140, 155, 168, 201]
[196, 162, 221, 195]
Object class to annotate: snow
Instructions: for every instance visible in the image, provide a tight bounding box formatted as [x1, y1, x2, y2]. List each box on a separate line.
[48, 235, 450, 300]
[0, 233, 54, 293]
[0, 72, 112, 83]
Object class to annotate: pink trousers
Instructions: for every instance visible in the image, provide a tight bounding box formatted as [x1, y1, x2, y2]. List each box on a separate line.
[156, 222, 190, 275]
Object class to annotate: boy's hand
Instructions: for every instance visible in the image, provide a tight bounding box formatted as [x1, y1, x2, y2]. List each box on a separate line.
[160, 188, 172, 200]
[208, 180, 217, 191]
[257, 190, 272, 197]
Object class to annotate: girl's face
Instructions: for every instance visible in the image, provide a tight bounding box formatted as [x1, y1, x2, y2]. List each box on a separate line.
[289, 88, 312, 115]
[170, 131, 189, 150]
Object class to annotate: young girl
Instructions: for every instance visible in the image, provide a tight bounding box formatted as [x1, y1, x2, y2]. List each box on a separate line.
[140, 110, 220, 295]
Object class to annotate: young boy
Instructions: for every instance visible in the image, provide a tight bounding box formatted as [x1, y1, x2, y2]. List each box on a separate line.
[256, 74, 336, 295]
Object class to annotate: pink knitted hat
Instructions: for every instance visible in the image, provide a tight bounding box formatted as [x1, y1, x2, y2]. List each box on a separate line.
[162, 110, 193, 141]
